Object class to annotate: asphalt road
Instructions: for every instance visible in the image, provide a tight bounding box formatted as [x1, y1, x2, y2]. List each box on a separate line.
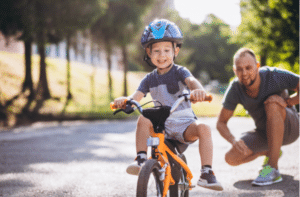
[0, 117, 299, 197]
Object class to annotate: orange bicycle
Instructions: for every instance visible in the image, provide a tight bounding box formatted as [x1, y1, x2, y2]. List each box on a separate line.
[111, 93, 212, 197]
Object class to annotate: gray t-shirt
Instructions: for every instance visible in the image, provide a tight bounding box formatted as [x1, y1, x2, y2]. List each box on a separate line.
[137, 64, 196, 143]
[223, 66, 299, 132]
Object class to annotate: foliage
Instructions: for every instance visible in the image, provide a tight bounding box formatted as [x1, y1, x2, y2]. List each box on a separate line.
[161, 10, 241, 83]
[233, 0, 299, 73]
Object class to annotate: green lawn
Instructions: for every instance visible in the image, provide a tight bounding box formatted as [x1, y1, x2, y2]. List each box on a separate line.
[0, 51, 247, 120]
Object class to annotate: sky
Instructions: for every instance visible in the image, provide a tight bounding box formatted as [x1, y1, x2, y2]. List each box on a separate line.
[174, 0, 241, 28]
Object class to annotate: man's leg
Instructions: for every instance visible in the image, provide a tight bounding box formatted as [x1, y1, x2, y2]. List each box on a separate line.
[264, 95, 286, 169]
[225, 142, 267, 166]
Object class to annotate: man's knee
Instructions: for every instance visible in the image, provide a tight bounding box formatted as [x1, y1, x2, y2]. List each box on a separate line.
[225, 150, 240, 166]
[264, 95, 286, 115]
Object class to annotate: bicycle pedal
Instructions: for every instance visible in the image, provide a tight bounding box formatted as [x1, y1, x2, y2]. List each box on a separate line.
[189, 185, 196, 188]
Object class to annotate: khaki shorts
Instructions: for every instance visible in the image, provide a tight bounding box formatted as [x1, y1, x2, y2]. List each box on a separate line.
[241, 107, 299, 153]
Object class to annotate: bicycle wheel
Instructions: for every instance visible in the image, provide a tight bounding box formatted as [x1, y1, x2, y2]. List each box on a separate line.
[137, 159, 163, 197]
[169, 154, 189, 197]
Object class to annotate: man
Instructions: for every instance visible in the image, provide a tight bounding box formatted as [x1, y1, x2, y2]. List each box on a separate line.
[217, 48, 299, 186]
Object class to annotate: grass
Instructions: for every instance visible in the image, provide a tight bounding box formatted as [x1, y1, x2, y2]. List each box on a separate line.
[0, 51, 247, 121]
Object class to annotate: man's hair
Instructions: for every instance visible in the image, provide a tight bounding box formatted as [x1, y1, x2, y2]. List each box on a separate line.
[233, 48, 257, 66]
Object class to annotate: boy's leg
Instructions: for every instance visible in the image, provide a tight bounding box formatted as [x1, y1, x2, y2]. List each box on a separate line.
[184, 121, 223, 191]
[127, 115, 151, 175]
[183, 121, 212, 166]
[136, 115, 151, 153]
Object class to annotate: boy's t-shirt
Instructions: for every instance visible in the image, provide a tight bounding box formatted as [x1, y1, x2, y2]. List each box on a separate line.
[137, 64, 196, 143]
[223, 66, 299, 135]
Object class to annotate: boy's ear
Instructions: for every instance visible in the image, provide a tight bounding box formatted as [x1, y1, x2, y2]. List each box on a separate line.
[174, 47, 180, 57]
[146, 47, 151, 58]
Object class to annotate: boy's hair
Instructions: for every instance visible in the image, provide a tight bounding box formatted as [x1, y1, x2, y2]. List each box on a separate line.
[233, 48, 257, 66]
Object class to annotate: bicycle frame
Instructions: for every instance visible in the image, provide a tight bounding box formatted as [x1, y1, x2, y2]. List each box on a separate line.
[148, 127, 193, 197]
[110, 93, 212, 197]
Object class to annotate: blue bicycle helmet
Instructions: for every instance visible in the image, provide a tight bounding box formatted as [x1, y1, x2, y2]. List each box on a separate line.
[141, 19, 183, 67]
[141, 19, 183, 49]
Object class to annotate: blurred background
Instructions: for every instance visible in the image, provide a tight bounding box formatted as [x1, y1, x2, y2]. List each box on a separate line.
[0, 0, 298, 127]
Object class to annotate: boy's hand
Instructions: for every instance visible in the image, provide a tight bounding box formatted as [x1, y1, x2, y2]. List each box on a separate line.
[113, 97, 128, 109]
[190, 89, 207, 104]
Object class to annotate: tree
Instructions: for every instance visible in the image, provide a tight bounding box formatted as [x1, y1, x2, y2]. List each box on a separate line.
[113, 0, 155, 96]
[52, 0, 107, 102]
[0, 0, 35, 100]
[235, 0, 299, 73]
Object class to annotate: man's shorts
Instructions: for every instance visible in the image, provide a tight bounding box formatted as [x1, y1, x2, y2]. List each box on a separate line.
[241, 107, 299, 153]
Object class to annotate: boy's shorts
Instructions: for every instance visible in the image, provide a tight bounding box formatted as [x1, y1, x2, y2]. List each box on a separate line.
[241, 107, 299, 153]
[164, 118, 197, 144]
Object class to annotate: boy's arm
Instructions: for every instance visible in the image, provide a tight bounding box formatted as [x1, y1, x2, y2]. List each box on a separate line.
[185, 76, 206, 103]
[129, 90, 145, 103]
[114, 90, 145, 108]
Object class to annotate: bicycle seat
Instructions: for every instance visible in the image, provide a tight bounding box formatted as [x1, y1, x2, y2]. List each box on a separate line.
[165, 139, 188, 154]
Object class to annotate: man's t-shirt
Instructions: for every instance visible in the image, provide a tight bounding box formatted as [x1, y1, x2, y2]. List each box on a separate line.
[137, 64, 196, 143]
[223, 66, 299, 133]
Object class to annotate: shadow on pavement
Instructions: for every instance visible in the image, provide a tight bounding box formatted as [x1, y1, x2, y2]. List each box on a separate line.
[0, 120, 136, 172]
[234, 174, 299, 196]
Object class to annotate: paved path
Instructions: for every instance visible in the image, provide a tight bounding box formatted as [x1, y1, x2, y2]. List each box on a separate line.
[0, 117, 298, 196]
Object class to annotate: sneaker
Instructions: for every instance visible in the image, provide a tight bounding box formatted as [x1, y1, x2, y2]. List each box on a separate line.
[262, 150, 283, 166]
[126, 154, 147, 175]
[197, 168, 223, 191]
[252, 165, 282, 186]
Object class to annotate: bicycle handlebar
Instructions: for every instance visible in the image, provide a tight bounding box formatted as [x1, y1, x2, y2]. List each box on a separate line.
[110, 94, 213, 115]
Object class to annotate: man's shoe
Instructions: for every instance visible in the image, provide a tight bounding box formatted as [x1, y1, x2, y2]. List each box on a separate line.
[197, 168, 223, 191]
[252, 165, 282, 186]
[126, 154, 147, 175]
[262, 150, 283, 166]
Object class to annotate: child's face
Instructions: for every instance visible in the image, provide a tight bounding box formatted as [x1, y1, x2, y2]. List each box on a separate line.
[146, 42, 179, 72]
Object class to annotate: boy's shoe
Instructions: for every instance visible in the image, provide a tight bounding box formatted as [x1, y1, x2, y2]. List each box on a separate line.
[252, 165, 282, 186]
[262, 150, 283, 166]
[126, 154, 147, 175]
[197, 168, 223, 191]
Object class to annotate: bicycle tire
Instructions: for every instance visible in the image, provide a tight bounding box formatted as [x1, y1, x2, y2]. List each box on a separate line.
[137, 159, 163, 197]
[169, 154, 189, 197]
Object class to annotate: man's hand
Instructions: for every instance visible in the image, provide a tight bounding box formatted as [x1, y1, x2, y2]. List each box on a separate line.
[232, 140, 252, 155]
[190, 89, 206, 104]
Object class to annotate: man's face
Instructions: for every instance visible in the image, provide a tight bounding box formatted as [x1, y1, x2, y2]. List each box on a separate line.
[146, 42, 179, 70]
[234, 53, 259, 88]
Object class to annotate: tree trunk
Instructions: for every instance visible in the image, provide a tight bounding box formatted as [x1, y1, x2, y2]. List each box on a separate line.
[22, 38, 34, 99]
[66, 33, 72, 100]
[104, 38, 113, 100]
[260, 48, 268, 67]
[37, 31, 51, 100]
[122, 44, 128, 97]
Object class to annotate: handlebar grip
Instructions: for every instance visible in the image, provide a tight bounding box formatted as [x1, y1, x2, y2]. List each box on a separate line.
[205, 94, 213, 102]
[110, 99, 128, 111]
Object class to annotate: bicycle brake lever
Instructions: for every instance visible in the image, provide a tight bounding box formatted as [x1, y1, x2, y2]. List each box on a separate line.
[113, 109, 123, 115]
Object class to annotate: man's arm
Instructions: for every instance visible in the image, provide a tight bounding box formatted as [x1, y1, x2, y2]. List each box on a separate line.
[216, 107, 235, 144]
[286, 82, 299, 107]
[217, 107, 252, 155]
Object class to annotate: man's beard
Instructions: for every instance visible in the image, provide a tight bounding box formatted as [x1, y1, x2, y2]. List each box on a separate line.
[240, 73, 258, 90]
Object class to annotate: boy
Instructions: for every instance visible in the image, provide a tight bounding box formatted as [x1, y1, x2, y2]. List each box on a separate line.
[113, 19, 223, 191]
